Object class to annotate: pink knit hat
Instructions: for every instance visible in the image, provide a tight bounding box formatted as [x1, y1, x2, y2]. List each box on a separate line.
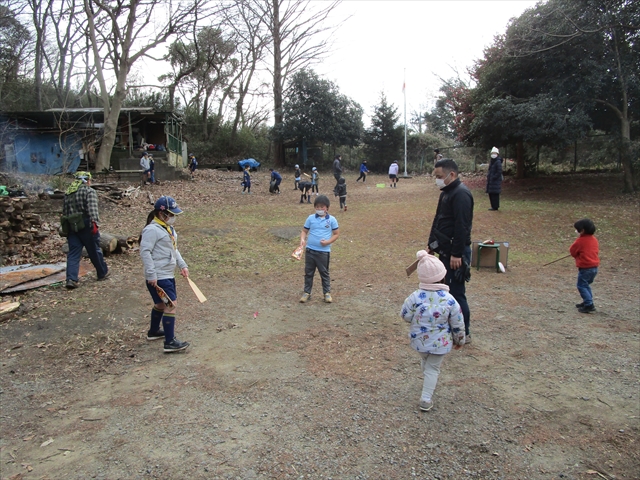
[417, 250, 447, 284]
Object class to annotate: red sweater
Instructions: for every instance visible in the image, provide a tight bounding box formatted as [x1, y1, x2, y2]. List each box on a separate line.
[569, 234, 600, 268]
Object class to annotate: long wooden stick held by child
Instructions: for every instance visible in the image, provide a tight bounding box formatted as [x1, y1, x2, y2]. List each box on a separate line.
[186, 277, 207, 303]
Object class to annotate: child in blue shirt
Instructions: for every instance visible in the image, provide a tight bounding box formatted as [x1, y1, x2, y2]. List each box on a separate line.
[356, 160, 369, 182]
[269, 169, 282, 193]
[299, 195, 340, 304]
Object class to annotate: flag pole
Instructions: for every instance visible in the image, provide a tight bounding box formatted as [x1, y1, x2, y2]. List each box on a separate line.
[403, 68, 408, 176]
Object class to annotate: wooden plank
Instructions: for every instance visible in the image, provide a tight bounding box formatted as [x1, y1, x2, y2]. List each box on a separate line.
[0, 263, 66, 290]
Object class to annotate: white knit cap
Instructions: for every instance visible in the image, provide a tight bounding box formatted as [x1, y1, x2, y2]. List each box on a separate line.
[491, 147, 499, 155]
[417, 250, 447, 284]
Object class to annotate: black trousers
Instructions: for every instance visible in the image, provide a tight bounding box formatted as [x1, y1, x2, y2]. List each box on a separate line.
[489, 193, 500, 210]
[356, 172, 366, 182]
[438, 247, 471, 335]
[304, 248, 331, 294]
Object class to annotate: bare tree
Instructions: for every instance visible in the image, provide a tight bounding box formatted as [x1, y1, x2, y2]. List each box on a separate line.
[43, 0, 86, 107]
[246, 0, 341, 167]
[84, 0, 211, 171]
[222, 0, 269, 143]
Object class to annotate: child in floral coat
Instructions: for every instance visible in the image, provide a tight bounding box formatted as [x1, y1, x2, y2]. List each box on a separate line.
[401, 250, 465, 411]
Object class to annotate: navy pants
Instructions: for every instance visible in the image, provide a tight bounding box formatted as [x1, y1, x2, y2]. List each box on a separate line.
[489, 193, 500, 210]
[577, 267, 598, 306]
[66, 219, 108, 282]
[439, 246, 472, 335]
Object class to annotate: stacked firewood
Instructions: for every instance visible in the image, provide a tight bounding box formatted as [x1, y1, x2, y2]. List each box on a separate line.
[0, 197, 51, 256]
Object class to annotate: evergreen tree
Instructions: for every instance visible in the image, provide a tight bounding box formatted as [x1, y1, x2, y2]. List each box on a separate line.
[364, 93, 404, 172]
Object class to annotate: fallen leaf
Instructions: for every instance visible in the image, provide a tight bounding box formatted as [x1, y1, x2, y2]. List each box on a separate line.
[40, 438, 54, 447]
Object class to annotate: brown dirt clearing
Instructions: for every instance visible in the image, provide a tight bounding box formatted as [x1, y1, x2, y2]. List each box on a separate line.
[0, 170, 638, 480]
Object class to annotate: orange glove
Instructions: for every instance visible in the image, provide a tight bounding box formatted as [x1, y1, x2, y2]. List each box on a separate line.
[91, 222, 98, 235]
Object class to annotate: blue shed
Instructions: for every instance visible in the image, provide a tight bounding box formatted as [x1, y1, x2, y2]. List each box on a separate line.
[12, 133, 82, 175]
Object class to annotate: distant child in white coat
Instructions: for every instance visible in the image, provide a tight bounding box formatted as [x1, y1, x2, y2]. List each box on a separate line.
[401, 250, 465, 411]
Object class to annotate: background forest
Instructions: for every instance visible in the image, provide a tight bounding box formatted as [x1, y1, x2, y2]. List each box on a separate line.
[0, 0, 638, 189]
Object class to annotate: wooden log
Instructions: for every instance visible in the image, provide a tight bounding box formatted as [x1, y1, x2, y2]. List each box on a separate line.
[99, 233, 118, 254]
[115, 235, 138, 251]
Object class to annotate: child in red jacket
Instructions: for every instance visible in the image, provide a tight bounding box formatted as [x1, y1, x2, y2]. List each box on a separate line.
[569, 218, 599, 313]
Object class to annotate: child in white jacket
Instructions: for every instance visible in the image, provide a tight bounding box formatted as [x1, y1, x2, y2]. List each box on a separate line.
[401, 250, 465, 411]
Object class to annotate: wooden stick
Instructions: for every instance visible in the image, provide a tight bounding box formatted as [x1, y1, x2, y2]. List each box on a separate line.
[542, 254, 571, 266]
[187, 277, 207, 303]
[406, 259, 419, 277]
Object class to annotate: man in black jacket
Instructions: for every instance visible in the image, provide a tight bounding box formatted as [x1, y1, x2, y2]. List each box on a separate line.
[332, 154, 343, 186]
[428, 159, 474, 343]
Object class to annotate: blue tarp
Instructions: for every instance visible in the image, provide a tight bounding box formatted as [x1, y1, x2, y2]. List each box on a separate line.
[238, 158, 261, 169]
[13, 133, 82, 175]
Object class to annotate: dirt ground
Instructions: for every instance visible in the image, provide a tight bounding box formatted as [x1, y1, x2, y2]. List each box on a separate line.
[0, 170, 638, 480]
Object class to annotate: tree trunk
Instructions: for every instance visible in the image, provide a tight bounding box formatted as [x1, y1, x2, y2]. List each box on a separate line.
[272, 0, 285, 168]
[94, 71, 127, 172]
[515, 140, 525, 179]
[620, 117, 635, 192]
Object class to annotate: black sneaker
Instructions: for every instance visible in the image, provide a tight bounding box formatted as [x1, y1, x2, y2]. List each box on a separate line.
[65, 279, 78, 289]
[578, 304, 596, 313]
[575, 302, 585, 308]
[147, 330, 165, 341]
[163, 338, 190, 353]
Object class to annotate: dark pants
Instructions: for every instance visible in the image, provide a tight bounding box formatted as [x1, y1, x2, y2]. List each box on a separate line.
[356, 172, 366, 182]
[339, 196, 346, 209]
[439, 246, 471, 335]
[489, 193, 500, 210]
[66, 219, 108, 282]
[304, 248, 331, 295]
[334, 173, 341, 186]
[312, 184, 318, 193]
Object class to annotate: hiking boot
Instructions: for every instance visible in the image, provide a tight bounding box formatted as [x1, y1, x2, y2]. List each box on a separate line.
[98, 271, 111, 281]
[164, 338, 190, 353]
[465, 334, 472, 344]
[65, 279, 78, 289]
[324, 293, 333, 303]
[147, 330, 165, 341]
[299, 293, 311, 303]
[575, 302, 585, 308]
[419, 400, 433, 412]
[578, 304, 596, 313]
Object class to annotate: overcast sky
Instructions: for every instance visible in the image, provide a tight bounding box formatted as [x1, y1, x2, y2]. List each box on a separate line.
[315, 0, 539, 123]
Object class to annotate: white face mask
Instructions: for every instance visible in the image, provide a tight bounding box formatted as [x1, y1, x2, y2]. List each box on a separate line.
[491, 153, 498, 159]
[166, 215, 176, 225]
[435, 172, 451, 190]
[315, 209, 326, 216]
